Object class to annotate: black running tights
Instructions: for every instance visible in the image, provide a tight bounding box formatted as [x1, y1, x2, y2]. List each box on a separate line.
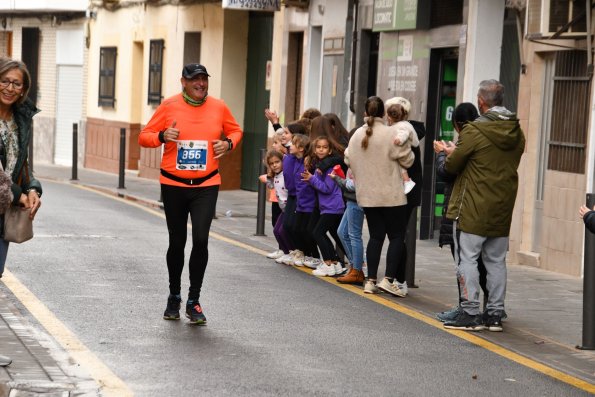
[161, 184, 218, 301]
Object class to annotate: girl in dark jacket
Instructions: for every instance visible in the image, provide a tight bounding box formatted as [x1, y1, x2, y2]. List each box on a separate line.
[302, 136, 346, 276]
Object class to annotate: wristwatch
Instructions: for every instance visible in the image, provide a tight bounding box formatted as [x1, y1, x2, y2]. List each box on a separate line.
[26, 188, 41, 198]
[224, 138, 233, 151]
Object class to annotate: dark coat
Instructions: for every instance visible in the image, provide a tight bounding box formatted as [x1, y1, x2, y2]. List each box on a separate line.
[435, 152, 456, 247]
[584, 211, 595, 234]
[406, 120, 425, 207]
[6, 98, 43, 203]
[0, 98, 42, 237]
[446, 109, 525, 237]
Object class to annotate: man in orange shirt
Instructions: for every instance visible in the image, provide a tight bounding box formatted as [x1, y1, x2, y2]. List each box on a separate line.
[139, 64, 242, 325]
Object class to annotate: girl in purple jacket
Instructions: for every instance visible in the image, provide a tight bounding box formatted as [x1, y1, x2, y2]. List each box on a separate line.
[277, 123, 306, 265]
[302, 136, 346, 276]
[290, 134, 320, 265]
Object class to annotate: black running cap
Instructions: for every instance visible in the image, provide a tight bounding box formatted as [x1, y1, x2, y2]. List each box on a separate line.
[182, 64, 210, 78]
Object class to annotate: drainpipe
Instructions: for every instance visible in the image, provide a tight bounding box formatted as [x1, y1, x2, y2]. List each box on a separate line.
[588, 0, 593, 78]
[349, 0, 359, 114]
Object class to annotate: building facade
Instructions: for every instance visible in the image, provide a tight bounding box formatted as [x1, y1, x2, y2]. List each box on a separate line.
[0, 0, 88, 168]
[513, 0, 593, 276]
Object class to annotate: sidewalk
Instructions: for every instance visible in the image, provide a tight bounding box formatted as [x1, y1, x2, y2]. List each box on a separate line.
[1, 163, 594, 395]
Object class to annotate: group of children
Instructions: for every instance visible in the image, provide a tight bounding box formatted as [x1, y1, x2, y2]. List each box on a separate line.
[260, 104, 418, 286]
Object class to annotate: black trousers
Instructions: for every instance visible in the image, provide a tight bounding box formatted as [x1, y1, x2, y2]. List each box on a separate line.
[363, 206, 409, 280]
[312, 213, 343, 261]
[294, 210, 319, 258]
[161, 184, 218, 301]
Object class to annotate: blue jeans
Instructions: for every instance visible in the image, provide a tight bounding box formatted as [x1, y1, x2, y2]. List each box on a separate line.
[338, 200, 365, 270]
[0, 239, 9, 276]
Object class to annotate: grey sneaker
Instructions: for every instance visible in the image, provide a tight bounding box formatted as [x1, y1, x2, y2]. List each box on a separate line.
[444, 311, 484, 331]
[436, 306, 462, 322]
[363, 280, 379, 294]
[378, 278, 406, 297]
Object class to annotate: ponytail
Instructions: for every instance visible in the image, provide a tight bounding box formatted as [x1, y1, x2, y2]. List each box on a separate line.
[361, 96, 384, 150]
[362, 116, 374, 149]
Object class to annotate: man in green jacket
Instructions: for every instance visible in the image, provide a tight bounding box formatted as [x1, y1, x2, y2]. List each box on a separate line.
[443, 80, 525, 332]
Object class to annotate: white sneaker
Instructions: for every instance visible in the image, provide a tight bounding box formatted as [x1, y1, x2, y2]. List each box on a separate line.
[378, 278, 406, 297]
[312, 263, 336, 277]
[276, 253, 292, 264]
[281, 250, 299, 265]
[393, 280, 408, 296]
[304, 257, 322, 269]
[363, 280, 379, 294]
[292, 250, 305, 267]
[266, 249, 284, 259]
[404, 180, 416, 194]
[334, 262, 346, 275]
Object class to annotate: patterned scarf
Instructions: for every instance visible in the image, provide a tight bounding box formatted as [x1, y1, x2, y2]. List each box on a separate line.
[0, 119, 19, 176]
[182, 90, 208, 107]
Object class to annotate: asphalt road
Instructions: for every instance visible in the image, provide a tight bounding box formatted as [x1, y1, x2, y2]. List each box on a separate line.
[4, 181, 590, 396]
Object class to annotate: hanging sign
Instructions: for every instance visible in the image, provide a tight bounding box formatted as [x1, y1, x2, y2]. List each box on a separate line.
[222, 0, 280, 11]
[373, 0, 429, 32]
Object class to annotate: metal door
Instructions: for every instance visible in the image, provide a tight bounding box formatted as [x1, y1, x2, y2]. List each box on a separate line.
[54, 65, 83, 165]
[240, 12, 273, 191]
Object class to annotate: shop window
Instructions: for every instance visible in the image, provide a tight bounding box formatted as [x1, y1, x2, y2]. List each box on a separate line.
[98, 46, 117, 107]
[548, 50, 590, 173]
[148, 39, 164, 105]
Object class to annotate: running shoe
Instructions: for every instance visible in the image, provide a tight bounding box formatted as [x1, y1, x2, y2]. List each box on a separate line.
[163, 294, 181, 320]
[186, 302, 207, 325]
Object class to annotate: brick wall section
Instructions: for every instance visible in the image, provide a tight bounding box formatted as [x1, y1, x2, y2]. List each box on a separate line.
[85, 118, 140, 173]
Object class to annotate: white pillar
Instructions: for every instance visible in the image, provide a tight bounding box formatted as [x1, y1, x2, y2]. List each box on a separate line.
[462, 0, 506, 102]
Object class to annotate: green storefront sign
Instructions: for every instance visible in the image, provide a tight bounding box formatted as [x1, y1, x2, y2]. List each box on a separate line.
[373, 0, 418, 32]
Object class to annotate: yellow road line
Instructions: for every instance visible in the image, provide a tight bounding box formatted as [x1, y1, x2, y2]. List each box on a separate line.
[53, 181, 595, 393]
[291, 266, 595, 393]
[1, 270, 133, 397]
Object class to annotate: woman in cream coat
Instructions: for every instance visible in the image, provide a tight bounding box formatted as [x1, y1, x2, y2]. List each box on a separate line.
[344, 96, 414, 296]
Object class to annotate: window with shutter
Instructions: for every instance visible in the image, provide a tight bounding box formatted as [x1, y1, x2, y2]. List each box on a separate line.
[148, 39, 164, 105]
[98, 47, 117, 107]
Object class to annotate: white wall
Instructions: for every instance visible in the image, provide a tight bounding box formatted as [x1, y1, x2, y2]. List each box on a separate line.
[462, 0, 505, 102]
[0, 0, 87, 11]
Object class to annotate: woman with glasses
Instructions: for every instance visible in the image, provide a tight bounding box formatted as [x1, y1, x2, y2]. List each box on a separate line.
[0, 57, 42, 279]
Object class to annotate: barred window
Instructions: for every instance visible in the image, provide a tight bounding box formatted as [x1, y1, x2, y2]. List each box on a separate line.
[148, 39, 164, 105]
[548, 50, 591, 173]
[98, 47, 117, 107]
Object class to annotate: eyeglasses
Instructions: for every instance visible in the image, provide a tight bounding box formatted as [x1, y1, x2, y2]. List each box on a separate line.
[0, 80, 24, 90]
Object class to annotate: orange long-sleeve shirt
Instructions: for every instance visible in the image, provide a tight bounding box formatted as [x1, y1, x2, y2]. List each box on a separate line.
[139, 93, 243, 187]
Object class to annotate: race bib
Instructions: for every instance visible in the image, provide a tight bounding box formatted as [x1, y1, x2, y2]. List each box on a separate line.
[176, 140, 208, 171]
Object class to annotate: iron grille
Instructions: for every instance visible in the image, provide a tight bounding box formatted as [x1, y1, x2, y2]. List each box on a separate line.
[548, 50, 591, 173]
